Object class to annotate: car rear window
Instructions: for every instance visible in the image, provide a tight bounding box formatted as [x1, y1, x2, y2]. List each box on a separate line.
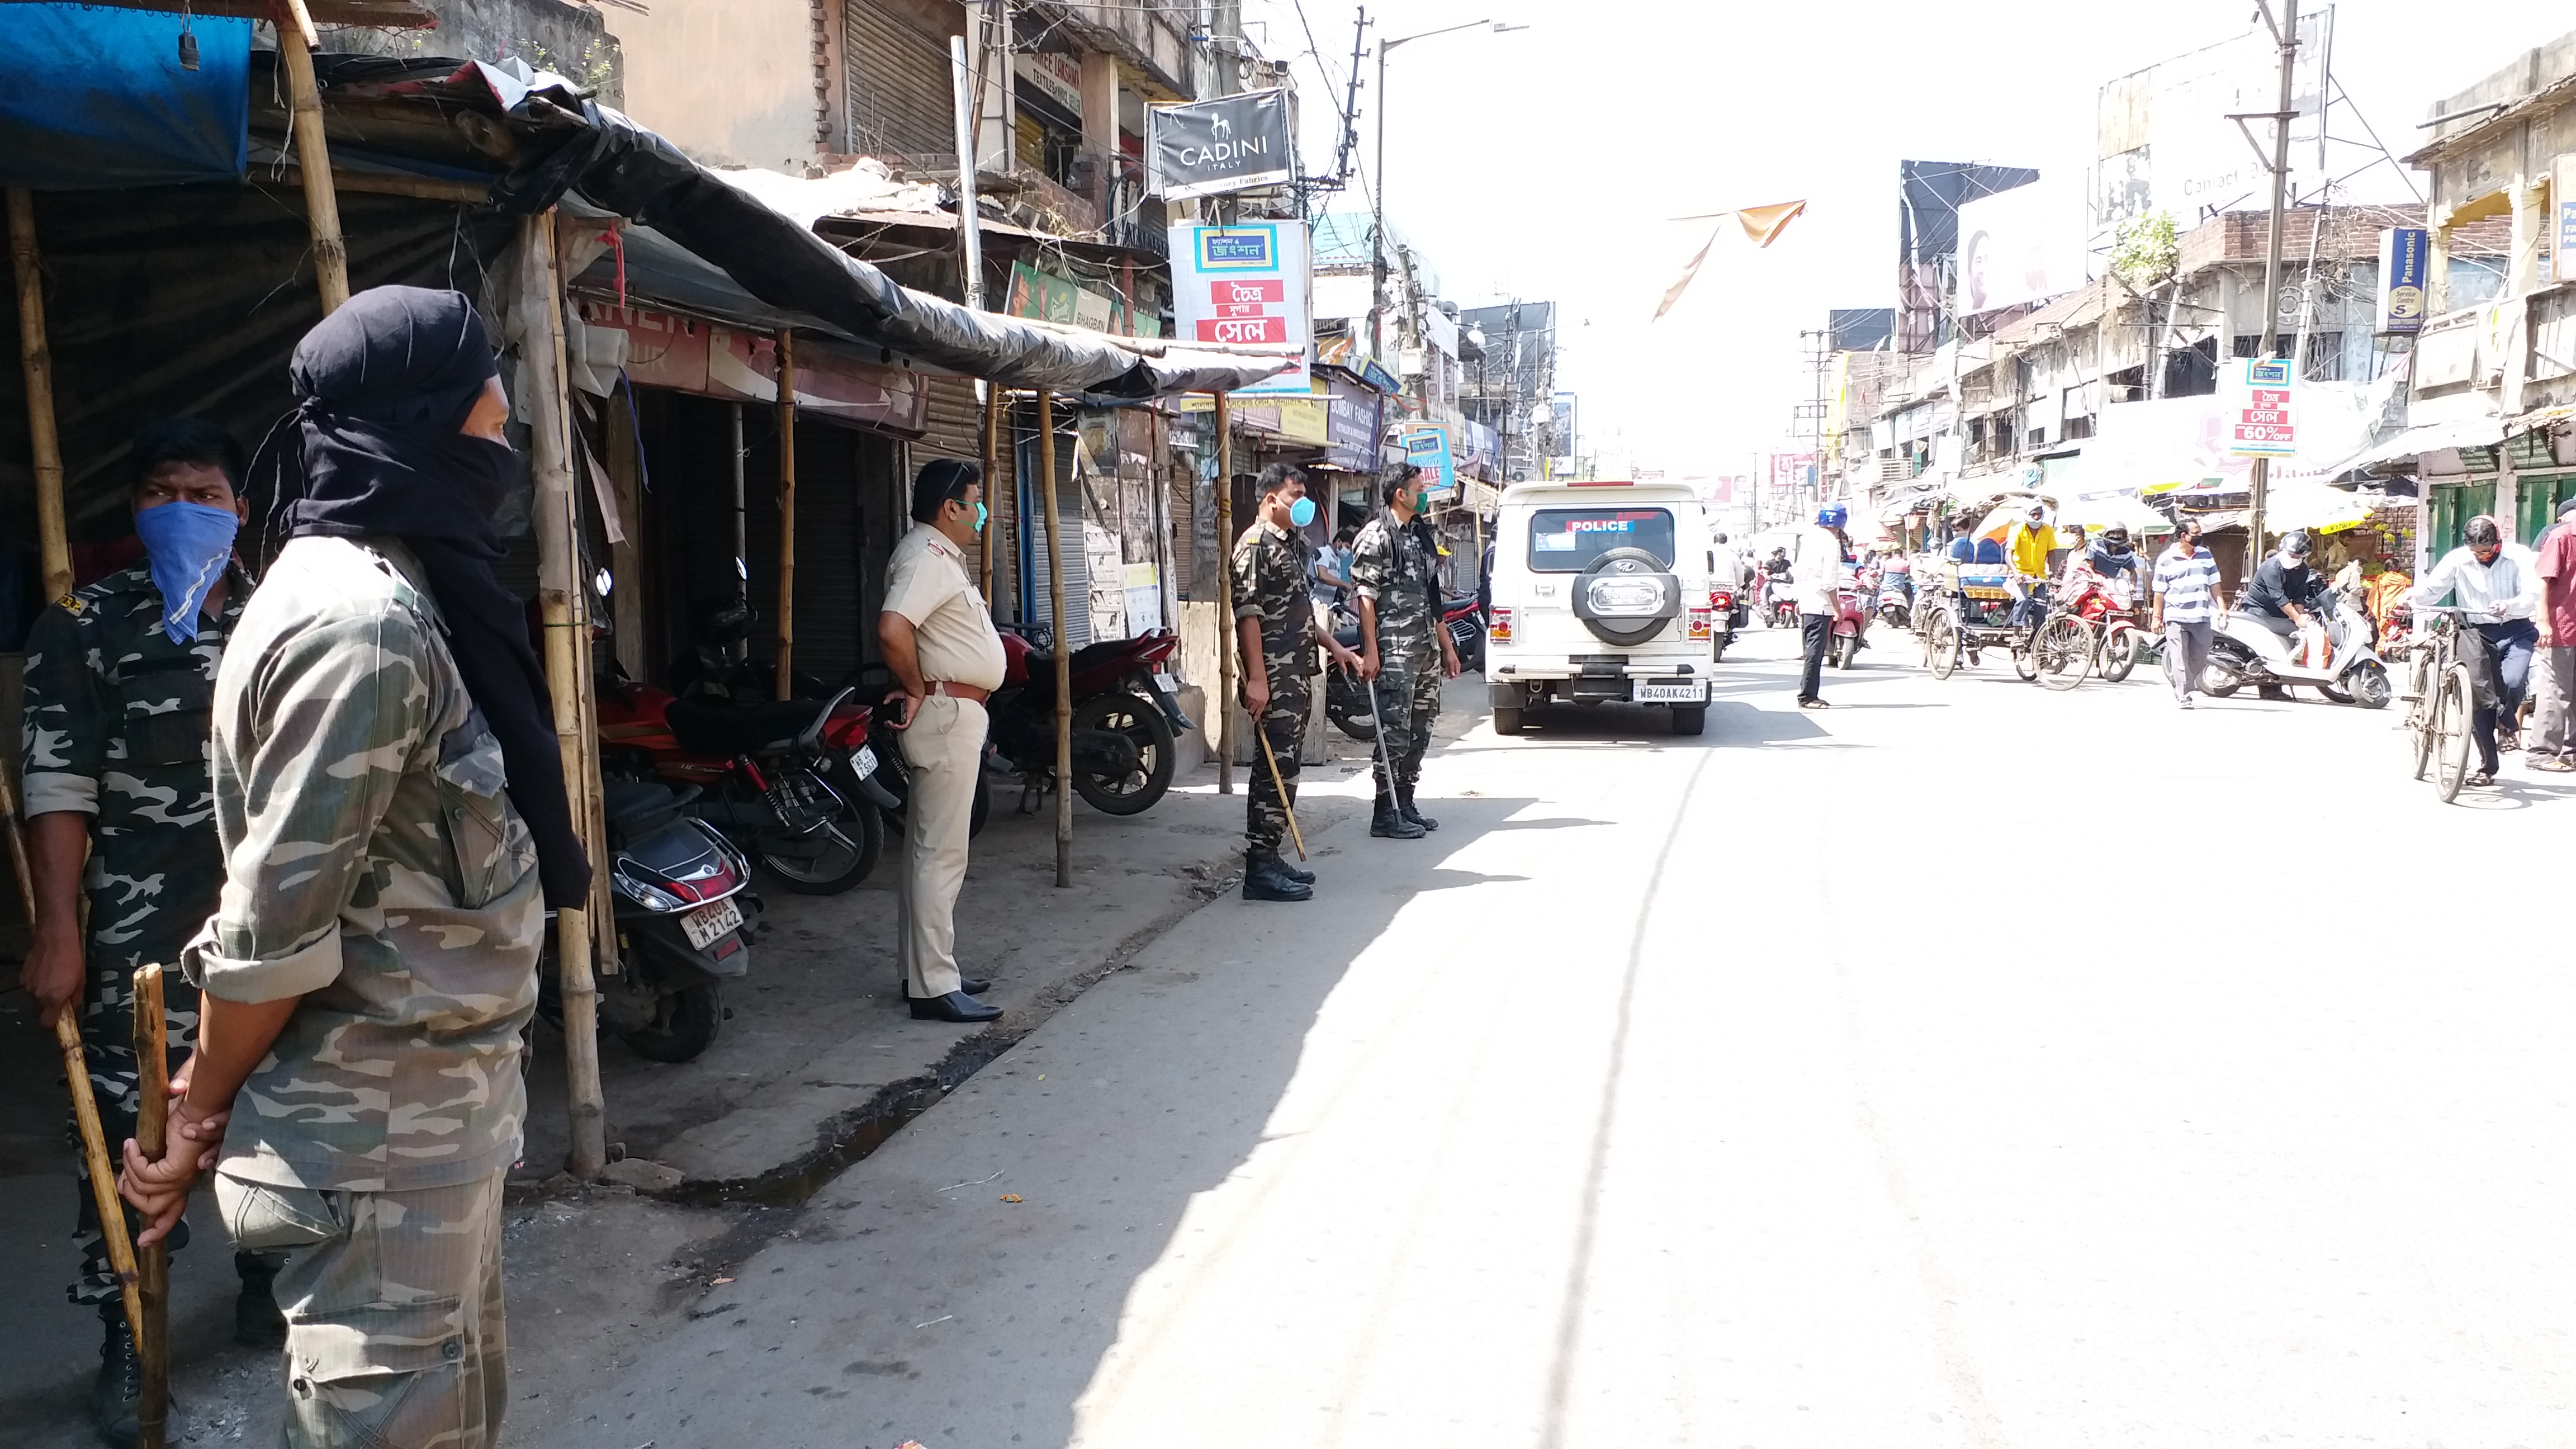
[1526, 508, 1676, 573]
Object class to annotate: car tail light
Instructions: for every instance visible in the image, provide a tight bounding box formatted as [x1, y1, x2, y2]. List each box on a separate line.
[1488, 607, 1514, 643]
[1688, 607, 1712, 641]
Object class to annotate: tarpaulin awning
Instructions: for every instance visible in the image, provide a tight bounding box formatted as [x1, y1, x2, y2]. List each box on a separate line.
[494, 102, 1293, 399]
[0, 4, 251, 188]
[2338, 413, 2510, 473]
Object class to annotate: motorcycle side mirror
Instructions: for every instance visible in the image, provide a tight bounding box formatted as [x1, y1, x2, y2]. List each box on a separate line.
[594, 568, 614, 599]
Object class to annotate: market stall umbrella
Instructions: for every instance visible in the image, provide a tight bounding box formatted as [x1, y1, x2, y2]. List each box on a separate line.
[2056, 492, 2172, 533]
[2262, 481, 2375, 536]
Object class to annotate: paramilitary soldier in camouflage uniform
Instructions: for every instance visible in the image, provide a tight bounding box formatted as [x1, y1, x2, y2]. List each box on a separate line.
[119, 288, 589, 1449]
[17, 418, 287, 1446]
[1230, 463, 1363, 902]
[1351, 461, 1462, 839]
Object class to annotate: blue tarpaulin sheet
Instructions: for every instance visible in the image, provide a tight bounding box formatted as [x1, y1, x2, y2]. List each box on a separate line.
[0, 5, 250, 188]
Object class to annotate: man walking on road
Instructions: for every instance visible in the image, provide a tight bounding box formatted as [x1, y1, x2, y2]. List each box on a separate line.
[1232, 463, 1364, 901]
[880, 458, 1007, 1022]
[2153, 517, 2225, 708]
[116, 287, 590, 1449]
[1792, 504, 1848, 709]
[2529, 495, 2576, 771]
[1352, 461, 1460, 839]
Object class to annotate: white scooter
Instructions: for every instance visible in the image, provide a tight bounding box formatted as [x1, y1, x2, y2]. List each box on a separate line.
[2203, 594, 2393, 708]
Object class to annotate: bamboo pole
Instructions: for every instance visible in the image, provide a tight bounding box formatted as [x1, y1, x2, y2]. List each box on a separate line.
[517, 215, 607, 1178]
[274, 5, 349, 315]
[979, 383, 1000, 607]
[1038, 393, 1072, 888]
[55, 1012, 145, 1344]
[775, 330, 798, 700]
[131, 965, 170, 1449]
[0, 768, 37, 931]
[1212, 392, 1235, 795]
[7, 188, 70, 600]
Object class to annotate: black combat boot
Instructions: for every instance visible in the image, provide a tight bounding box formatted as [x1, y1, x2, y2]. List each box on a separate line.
[1242, 850, 1314, 901]
[1370, 788, 1426, 840]
[236, 1251, 288, 1348]
[1277, 856, 1316, 884]
[92, 1311, 141, 1449]
[1397, 784, 1438, 832]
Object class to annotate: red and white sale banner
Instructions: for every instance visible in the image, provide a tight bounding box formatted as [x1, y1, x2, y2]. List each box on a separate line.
[2226, 358, 2297, 458]
[1168, 222, 1311, 397]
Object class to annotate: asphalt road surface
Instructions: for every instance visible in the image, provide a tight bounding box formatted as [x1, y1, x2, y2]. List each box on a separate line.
[537, 622, 2574, 1449]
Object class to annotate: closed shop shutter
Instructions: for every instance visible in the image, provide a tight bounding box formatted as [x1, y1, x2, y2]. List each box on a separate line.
[915, 375, 1017, 616]
[1015, 426, 1088, 651]
[845, 0, 957, 160]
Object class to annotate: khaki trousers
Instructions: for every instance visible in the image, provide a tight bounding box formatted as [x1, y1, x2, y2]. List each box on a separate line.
[896, 694, 987, 997]
[217, 1168, 507, 1449]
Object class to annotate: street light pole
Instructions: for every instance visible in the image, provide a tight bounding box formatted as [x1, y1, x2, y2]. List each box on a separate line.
[1370, 20, 1522, 367]
[2247, 0, 2300, 580]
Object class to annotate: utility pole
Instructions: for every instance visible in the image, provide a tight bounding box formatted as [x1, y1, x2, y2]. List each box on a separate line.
[1333, 8, 1370, 187]
[1211, 0, 1241, 97]
[2247, 0, 2300, 577]
[1370, 37, 1390, 363]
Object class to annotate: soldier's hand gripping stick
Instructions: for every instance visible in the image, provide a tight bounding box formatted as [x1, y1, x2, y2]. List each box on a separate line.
[1254, 723, 1307, 861]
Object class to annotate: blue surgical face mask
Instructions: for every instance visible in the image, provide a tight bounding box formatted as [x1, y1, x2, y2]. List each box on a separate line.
[133, 500, 239, 642]
[1289, 496, 1318, 529]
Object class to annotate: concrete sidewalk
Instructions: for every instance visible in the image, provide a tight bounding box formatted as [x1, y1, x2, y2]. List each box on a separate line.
[0, 679, 1479, 1447]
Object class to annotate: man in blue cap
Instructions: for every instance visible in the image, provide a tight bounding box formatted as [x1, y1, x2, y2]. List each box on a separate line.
[1792, 503, 1850, 708]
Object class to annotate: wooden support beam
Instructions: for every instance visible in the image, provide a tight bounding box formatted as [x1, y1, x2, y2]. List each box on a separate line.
[131, 965, 170, 1449]
[8, 188, 69, 600]
[0, 0, 437, 26]
[775, 330, 798, 700]
[517, 213, 608, 1179]
[979, 382, 1000, 607]
[274, 7, 348, 314]
[272, 164, 492, 204]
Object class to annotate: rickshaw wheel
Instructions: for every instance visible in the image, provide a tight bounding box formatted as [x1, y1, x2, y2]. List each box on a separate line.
[1925, 610, 1959, 680]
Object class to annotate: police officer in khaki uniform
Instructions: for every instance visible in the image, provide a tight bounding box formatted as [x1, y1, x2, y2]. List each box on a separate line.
[1230, 462, 1363, 901]
[878, 459, 1007, 1022]
[18, 419, 290, 1446]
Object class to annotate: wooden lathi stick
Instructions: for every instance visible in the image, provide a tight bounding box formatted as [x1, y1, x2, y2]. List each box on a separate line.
[132, 964, 171, 1449]
[54, 1011, 145, 1344]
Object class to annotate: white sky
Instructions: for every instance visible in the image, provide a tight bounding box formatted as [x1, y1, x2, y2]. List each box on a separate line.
[1235, 0, 2573, 477]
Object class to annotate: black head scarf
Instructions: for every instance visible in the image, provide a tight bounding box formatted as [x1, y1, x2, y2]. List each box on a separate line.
[257, 286, 591, 908]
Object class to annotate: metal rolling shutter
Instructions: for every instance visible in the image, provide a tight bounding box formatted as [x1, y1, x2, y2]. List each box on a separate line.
[1015, 426, 1088, 651]
[915, 375, 1017, 618]
[845, 0, 958, 160]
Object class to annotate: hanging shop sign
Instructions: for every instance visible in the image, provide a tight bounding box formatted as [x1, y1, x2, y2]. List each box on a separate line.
[2225, 357, 2296, 458]
[2556, 154, 2576, 287]
[1001, 262, 1158, 337]
[580, 302, 928, 434]
[1400, 423, 1455, 497]
[1324, 376, 1381, 472]
[1147, 88, 1294, 201]
[2377, 226, 2430, 334]
[1014, 51, 1085, 121]
[1168, 221, 1311, 396]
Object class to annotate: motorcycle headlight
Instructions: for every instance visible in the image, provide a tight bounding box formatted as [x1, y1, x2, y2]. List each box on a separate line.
[850, 745, 879, 780]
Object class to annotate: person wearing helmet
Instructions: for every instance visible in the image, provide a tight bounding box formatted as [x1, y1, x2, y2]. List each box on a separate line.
[1791, 505, 1850, 707]
[2407, 514, 2542, 784]
[2242, 529, 2331, 680]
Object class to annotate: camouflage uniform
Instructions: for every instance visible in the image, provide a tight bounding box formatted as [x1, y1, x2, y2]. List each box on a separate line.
[1349, 510, 1446, 797]
[19, 561, 251, 1309]
[1230, 517, 1317, 854]
[185, 535, 542, 1449]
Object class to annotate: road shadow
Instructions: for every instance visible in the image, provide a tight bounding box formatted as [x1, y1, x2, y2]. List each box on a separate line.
[530, 794, 1545, 1449]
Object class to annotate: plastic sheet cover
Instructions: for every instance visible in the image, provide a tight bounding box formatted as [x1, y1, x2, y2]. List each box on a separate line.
[0, 6, 251, 189]
[494, 105, 1292, 399]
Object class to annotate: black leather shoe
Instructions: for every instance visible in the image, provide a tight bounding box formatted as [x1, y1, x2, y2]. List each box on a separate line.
[906, 977, 992, 1000]
[93, 1315, 141, 1449]
[909, 991, 1002, 1022]
[1243, 852, 1314, 902]
[235, 1252, 288, 1348]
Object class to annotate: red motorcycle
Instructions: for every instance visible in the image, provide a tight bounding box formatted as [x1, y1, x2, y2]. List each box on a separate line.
[891, 624, 1190, 817]
[597, 674, 894, 894]
[1828, 564, 1870, 669]
[1708, 584, 1739, 662]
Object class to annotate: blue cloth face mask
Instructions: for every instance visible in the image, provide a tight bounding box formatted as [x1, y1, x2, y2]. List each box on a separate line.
[134, 500, 239, 642]
[1289, 496, 1318, 529]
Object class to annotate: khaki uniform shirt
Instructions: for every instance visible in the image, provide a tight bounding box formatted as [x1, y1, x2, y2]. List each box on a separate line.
[184, 536, 543, 1194]
[883, 524, 1006, 690]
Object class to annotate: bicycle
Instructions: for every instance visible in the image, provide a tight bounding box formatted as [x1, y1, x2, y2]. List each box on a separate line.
[2397, 606, 2476, 803]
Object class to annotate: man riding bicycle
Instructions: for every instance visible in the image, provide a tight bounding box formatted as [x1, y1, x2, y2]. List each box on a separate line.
[2005, 500, 2054, 628]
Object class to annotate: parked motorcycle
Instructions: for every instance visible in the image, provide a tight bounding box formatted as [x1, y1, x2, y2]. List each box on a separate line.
[1442, 595, 1486, 673]
[2203, 593, 2393, 707]
[597, 676, 895, 893]
[972, 624, 1192, 815]
[539, 779, 757, 1063]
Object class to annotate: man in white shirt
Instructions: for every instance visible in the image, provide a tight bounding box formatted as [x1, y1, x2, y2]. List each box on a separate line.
[1792, 505, 1849, 708]
[2407, 514, 2542, 784]
[879, 460, 1010, 1021]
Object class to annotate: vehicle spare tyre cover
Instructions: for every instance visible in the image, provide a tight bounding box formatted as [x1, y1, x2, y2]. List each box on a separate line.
[1570, 546, 1682, 646]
